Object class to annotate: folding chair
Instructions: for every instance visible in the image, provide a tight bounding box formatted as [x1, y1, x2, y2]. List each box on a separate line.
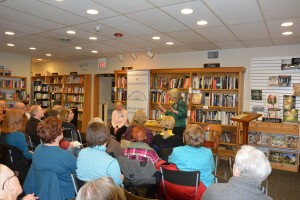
[160, 167, 202, 200]
[123, 188, 159, 200]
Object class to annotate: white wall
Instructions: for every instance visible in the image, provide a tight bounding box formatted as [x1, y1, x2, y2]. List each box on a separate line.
[32, 44, 300, 116]
[0, 52, 31, 94]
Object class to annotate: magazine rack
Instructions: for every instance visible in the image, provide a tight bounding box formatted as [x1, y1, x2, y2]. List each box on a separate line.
[231, 113, 262, 144]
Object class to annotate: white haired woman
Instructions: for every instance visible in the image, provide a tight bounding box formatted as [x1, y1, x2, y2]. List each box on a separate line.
[110, 101, 128, 142]
[202, 145, 272, 200]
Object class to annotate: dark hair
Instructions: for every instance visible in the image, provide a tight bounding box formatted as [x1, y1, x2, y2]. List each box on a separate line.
[37, 117, 62, 143]
[86, 122, 110, 147]
[44, 109, 59, 118]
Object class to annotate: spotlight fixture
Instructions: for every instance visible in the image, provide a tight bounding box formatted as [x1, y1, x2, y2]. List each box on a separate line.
[118, 54, 124, 61]
[131, 52, 137, 60]
[147, 49, 154, 58]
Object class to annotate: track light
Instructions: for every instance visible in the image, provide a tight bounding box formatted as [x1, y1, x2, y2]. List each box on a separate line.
[131, 52, 137, 60]
[147, 49, 154, 58]
[118, 54, 123, 61]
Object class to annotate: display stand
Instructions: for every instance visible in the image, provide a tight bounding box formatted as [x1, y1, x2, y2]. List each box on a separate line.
[231, 113, 262, 144]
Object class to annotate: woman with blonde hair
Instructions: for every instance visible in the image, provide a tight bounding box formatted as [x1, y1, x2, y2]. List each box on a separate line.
[151, 115, 183, 153]
[157, 88, 187, 136]
[77, 177, 125, 200]
[169, 124, 215, 189]
[110, 101, 128, 142]
[124, 110, 153, 144]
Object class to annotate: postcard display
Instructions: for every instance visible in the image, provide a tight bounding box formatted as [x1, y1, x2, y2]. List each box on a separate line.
[249, 57, 300, 172]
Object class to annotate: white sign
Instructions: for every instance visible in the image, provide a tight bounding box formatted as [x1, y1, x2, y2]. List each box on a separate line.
[127, 70, 150, 122]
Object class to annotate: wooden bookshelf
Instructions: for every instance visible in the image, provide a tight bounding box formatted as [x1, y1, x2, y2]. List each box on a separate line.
[114, 70, 127, 104]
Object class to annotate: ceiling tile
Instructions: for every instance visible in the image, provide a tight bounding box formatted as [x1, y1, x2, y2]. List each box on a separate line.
[229, 22, 269, 40]
[214, 41, 245, 49]
[165, 30, 209, 44]
[242, 39, 273, 48]
[195, 26, 237, 42]
[147, 0, 193, 7]
[272, 36, 300, 46]
[0, 18, 44, 34]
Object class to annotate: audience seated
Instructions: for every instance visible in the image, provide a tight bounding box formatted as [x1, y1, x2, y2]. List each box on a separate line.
[60, 109, 78, 141]
[110, 101, 128, 142]
[25, 105, 44, 147]
[123, 126, 159, 164]
[23, 117, 77, 200]
[151, 116, 183, 153]
[52, 105, 64, 116]
[44, 109, 59, 118]
[76, 122, 123, 186]
[77, 177, 125, 200]
[124, 110, 153, 145]
[88, 117, 122, 158]
[168, 124, 215, 188]
[202, 145, 273, 200]
[0, 164, 38, 200]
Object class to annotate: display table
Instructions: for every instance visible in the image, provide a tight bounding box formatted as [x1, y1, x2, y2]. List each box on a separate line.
[144, 121, 163, 133]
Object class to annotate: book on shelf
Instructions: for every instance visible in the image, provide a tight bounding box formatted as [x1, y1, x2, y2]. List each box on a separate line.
[282, 95, 296, 109]
[248, 131, 261, 144]
[283, 109, 298, 123]
[257, 133, 271, 146]
[221, 131, 232, 143]
[271, 135, 287, 148]
[191, 92, 202, 104]
[286, 135, 298, 149]
[256, 147, 269, 158]
[269, 150, 296, 166]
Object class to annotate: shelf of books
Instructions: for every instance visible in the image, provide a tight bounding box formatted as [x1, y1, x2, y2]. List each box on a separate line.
[249, 121, 299, 172]
[189, 67, 245, 157]
[0, 76, 27, 108]
[114, 70, 127, 104]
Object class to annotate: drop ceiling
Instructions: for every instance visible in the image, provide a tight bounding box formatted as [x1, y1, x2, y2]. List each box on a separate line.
[0, 0, 299, 63]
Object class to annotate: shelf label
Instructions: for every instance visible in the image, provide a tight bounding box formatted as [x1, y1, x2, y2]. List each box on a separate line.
[203, 106, 208, 109]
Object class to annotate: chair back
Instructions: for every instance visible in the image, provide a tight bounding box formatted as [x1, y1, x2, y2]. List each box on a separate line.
[71, 173, 85, 195]
[202, 124, 222, 153]
[160, 167, 201, 200]
[123, 188, 159, 200]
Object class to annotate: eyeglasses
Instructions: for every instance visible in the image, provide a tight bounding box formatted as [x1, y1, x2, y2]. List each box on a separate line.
[2, 171, 19, 190]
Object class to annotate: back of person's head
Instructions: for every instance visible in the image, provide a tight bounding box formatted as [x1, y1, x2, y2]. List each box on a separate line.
[86, 122, 110, 147]
[14, 102, 25, 110]
[183, 124, 204, 148]
[60, 109, 72, 122]
[29, 105, 42, 118]
[0, 100, 6, 108]
[130, 126, 146, 142]
[44, 109, 59, 118]
[37, 117, 62, 143]
[168, 88, 180, 100]
[234, 145, 271, 184]
[0, 164, 22, 199]
[1, 108, 23, 133]
[88, 117, 104, 126]
[162, 116, 175, 130]
[52, 105, 63, 113]
[132, 110, 147, 126]
[77, 177, 125, 200]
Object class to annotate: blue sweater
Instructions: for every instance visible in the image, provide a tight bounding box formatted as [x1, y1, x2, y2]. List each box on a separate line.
[32, 144, 77, 199]
[76, 145, 123, 186]
[0, 131, 32, 160]
[168, 145, 215, 188]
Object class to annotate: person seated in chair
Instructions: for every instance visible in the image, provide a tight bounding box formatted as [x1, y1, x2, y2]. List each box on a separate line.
[110, 101, 128, 142]
[123, 126, 159, 164]
[169, 124, 215, 189]
[202, 145, 272, 200]
[25, 105, 44, 147]
[0, 164, 38, 200]
[77, 177, 125, 200]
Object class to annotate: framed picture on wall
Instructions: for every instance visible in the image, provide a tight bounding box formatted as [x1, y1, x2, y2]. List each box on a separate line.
[251, 89, 262, 100]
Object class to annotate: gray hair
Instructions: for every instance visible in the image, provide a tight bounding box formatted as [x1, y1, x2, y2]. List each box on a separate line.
[29, 105, 41, 117]
[88, 117, 104, 125]
[115, 101, 123, 109]
[167, 88, 180, 100]
[234, 145, 271, 184]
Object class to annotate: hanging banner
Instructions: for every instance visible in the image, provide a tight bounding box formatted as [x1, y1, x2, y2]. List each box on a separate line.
[127, 70, 150, 122]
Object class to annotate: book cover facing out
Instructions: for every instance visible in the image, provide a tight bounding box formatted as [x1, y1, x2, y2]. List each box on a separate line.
[283, 109, 298, 123]
[283, 95, 296, 109]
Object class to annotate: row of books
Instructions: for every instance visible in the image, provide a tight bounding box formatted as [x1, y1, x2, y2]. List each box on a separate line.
[64, 94, 84, 102]
[64, 86, 84, 93]
[152, 109, 163, 121]
[34, 93, 49, 99]
[191, 92, 239, 107]
[192, 75, 238, 89]
[0, 90, 26, 100]
[117, 76, 127, 87]
[49, 77, 62, 84]
[0, 79, 25, 89]
[117, 89, 127, 101]
[34, 83, 48, 92]
[66, 76, 84, 84]
[151, 77, 190, 89]
[150, 91, 189, 104]
[248, 131, 298, 149]
[49, 86, 62, 93]
[190, 110, 238, 125]
[257, 147, 297, 166]
[64, 103, 83, 112]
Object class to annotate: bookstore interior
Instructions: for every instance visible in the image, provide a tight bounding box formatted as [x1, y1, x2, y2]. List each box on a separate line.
[0, 1, 300, 199]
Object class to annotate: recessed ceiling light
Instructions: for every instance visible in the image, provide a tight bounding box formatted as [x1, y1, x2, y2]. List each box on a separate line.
[75, 46, 82, 50]
[281, 22, 293, 27]
[37, 59, 42, 61]
[197, 20, 208, 25]
[87, 9, 98, 15]
[152, 36, 160, 40]
[91, 50, 98, 53]
[46, 53, 52, 56]
[282, 31, 293, 35]
[89, 36, 97, 40]
[5, 31, 15, 35]
[181, 8, 193, 15]
[56, 0, 64, 2]
[7, 43, 15, 47]
[166, 42, 174, 45]
[29, 47, 36, 50]
[67, 30, 76, 34]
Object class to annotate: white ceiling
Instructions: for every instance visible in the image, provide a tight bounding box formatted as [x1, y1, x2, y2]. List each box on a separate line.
[0, 0, 299, 63]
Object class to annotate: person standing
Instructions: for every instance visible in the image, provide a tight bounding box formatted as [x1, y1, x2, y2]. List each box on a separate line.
[158, 88, 187, 136]
[110, 101, 128, 142]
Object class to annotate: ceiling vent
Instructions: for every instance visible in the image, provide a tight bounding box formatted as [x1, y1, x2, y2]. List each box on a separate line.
[59, 37, 71, 42]
[207, 50, 219, 59]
